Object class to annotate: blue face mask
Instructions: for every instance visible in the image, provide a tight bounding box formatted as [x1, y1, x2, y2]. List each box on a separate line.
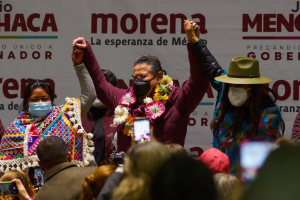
[28, 101, 53, 118]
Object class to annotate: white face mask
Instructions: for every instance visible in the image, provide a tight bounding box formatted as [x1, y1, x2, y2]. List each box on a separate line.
[92, 98, 104, 108]
[228, 87, 251, 107]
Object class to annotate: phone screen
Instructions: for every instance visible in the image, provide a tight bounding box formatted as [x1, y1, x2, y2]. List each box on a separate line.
[0, 181, 18, 195]
[28, 167, 45, 190]
[240, 141, 276, 182]
[134, 117, 150, 143]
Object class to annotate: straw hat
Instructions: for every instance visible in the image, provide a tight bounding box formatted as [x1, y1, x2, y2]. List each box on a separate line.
[215, 56, 272, 84]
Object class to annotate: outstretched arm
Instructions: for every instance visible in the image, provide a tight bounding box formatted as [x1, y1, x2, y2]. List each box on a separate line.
[174, 20, 209, 115]
[185, 20, 224, 91]
[72, 38, 127, 111]
[73, 61, 96, 117]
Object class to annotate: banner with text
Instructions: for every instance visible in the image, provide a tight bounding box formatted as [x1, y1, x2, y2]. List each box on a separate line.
[0, 0, 299, 156]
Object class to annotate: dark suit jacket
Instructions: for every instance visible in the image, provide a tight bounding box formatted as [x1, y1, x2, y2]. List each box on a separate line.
[34, 162, 97, 200]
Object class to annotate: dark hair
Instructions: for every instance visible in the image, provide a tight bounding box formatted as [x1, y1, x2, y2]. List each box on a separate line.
[134, 55, 163, 75]
[21, 79, 54, 112]
[37, 136, 69, 169]
[102, 69, 118, 87]
[211, 84, 285, 138]
[150, 156, 217, 200]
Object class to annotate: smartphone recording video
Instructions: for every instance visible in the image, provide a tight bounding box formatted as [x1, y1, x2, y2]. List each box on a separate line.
[240, 141, 276, 182]
[0, 181, 18, 195]
[134, 117, 150, 143]
[28, 167, 45, 190]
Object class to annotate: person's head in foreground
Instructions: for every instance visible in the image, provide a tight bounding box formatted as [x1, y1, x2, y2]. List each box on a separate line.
[198, 148, 230, 174]
[37, 136, 70, 172]
[240, 145, 300, 200]
[150, 156, 217, 200]
[213, 173, 242, 200]
[21, 79, 54, 118]
[164, 143, 188, 158]
[0, 170, 36, 200]
[80, 162, 118, 200]
[212, 56, 284, 137]
[111, 142, 170, 200]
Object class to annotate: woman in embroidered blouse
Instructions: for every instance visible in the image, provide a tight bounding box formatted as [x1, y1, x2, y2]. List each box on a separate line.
[0, 47, 96, 172]
[184, 20, 285, 174]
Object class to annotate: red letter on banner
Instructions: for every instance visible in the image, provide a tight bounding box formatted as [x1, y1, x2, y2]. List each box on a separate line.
[277, 14, 294, 32]
[91, 13, 118, 34]
[0, 14, 10, 31]
[170, 13, 186, 34]
[293, 80, 300, 101]
[242, 14, 262, 32]
[295, 15, 300, 32]
[3, 79, 19, 99]
[27, 13, 40, 32]
[287, 52, 293, 60]
[120, 14, 138, 34]
[263, 14, 276, 32]
[21, 79, 33, 98]
[43, 78, 57, 98]
[275, 52, 282, 60]
[7, 51, 15, 59]
[140, 13, 151, 34]
[11, 14, 27, 31]
[151, 14, 167, 34]
[41, 14, 58, 31]
[272, 80, 291, 101]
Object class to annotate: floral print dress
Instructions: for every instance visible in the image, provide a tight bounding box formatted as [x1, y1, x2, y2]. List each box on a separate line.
[212, 70, 281, 174]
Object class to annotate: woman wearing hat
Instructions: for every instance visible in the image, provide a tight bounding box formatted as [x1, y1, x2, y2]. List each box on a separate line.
[184, 20, 284, 174]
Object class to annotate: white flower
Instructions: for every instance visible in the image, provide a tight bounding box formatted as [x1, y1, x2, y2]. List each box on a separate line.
[143, 97, 153, 105]
[113, 105, 129, 126]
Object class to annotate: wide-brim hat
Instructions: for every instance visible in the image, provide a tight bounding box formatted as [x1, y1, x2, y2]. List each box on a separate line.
[215, 56, 272, 84]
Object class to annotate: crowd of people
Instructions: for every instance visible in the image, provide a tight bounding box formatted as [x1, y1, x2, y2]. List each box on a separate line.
[0, 19, 299, 200]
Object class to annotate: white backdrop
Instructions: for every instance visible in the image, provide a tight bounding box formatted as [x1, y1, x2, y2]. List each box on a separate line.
[0, 0, 299, 155]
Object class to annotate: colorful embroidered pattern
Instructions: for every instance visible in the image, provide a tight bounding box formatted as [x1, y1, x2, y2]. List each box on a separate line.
[212, 70, 281, 174]
[0, 97, 93, 172]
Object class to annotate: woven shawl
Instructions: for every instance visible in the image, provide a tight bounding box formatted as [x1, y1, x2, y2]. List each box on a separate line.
[0, 97, 94, 172]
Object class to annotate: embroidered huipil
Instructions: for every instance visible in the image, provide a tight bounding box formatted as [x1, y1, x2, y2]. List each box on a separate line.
[191, 39, 281, 174]
[213, 73, 281, 174]
[0, 98, 95, 171]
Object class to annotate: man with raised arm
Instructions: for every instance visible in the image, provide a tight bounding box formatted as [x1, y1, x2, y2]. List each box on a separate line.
[72, 22, 208, 152]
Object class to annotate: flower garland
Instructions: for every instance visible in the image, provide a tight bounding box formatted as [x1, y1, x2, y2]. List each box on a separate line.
[113, 75, 174, 136]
